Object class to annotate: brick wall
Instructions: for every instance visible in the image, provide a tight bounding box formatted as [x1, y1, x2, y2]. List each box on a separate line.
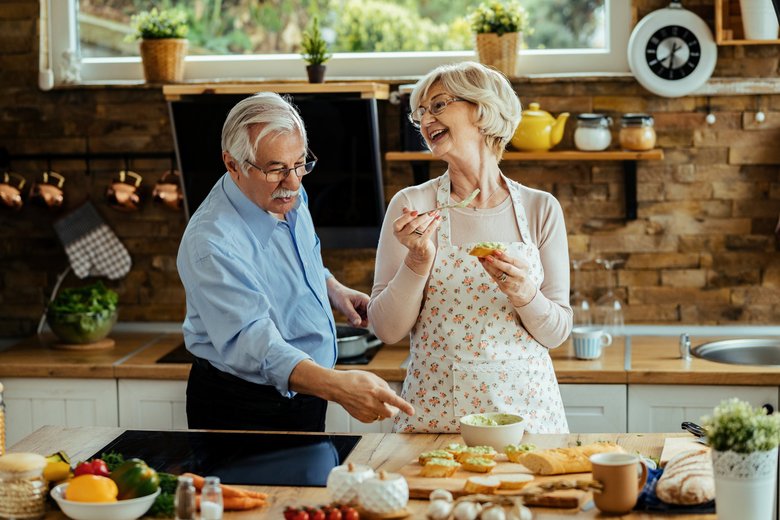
[1, 0, 778, 336]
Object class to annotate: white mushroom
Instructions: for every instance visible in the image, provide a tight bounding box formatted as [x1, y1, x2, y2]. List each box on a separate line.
[430, 489, 455, 503]
[427, 499, 454, 520]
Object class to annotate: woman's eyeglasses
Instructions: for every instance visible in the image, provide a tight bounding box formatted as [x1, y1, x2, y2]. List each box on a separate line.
[244, 152, 318, 183]
[410, 95, 465, 126]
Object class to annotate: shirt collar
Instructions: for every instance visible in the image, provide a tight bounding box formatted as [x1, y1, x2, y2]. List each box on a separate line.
[223, 173, 301, 246]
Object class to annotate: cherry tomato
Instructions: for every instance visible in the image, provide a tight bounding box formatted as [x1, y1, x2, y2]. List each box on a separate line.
[284, 506, 300, 520]
[310, 509, 326, 520]
[293, 512, 310, 520]
[326, 509, 342, 520]
[341, 507, 359, 520]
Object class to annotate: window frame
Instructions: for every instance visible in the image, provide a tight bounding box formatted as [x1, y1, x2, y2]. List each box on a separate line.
[46, 0, 630, 86]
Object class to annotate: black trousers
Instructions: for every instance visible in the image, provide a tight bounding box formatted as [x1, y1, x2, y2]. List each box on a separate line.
[186, 357, 328, 432]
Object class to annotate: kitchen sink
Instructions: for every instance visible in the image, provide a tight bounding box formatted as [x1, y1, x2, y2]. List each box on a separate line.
[692, 338, 780, 366]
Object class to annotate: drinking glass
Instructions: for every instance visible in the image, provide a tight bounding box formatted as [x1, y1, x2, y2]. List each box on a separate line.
[570, 258, 593, 326]
[595, 258, 625, 337]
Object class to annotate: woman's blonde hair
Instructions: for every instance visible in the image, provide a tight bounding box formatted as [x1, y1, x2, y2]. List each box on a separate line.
[409, 61, 521, 160]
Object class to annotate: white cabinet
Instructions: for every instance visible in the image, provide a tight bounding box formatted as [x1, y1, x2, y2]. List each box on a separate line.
[325, 382, 402, 434]
[628, 385, 779, 433]
[118, 379, 188, 430]
[559, 384, 627, 434]
[3, 378, 118, 448]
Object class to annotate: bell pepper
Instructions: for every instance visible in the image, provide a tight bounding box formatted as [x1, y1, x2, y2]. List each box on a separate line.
[74, 459, 110, 478]
[109, 458, 160, 499]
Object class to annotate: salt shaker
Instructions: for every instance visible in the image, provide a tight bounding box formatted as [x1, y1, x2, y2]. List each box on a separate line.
[175, 475, 196, 520]
[200, 476, 224, 520]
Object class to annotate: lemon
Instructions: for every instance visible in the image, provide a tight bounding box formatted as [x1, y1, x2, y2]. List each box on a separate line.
[66, 474, 118, 502]
[43, 460, 71, 482]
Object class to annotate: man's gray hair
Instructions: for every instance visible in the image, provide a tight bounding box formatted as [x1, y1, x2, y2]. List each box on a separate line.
[409, 61, 521, 161]
[221, 92, 308, 176]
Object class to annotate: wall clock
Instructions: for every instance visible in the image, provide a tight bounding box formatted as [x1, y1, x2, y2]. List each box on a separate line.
[627, 0, 717, 98]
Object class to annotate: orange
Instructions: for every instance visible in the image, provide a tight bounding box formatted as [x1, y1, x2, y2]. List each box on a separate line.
[66, 474, 118, 502]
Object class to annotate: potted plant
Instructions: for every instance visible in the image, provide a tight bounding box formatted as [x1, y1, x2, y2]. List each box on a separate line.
[468, 0, 529, 77]
[130, 7, 189, 83]
[701, 398, 780, 520]
[301, 16, 332, 83]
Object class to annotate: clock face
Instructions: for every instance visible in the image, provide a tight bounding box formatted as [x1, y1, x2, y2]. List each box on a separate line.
[645, 25, 701, 80]
[628, 6, 717, 98]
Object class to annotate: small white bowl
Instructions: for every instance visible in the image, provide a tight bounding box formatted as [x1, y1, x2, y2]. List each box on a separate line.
[459, 412, 525, 451]
[51, 483, 160, 520]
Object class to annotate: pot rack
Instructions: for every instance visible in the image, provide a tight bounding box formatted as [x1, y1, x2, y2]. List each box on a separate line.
[0, 147, 177, 176]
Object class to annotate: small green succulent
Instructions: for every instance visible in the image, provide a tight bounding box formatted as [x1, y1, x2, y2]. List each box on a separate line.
[468, 0, 529, 36]
[130, 7, 189, 40]
[702, 398, 780, 453]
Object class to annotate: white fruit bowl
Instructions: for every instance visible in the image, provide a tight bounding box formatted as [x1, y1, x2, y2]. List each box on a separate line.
[459, 412, 525, 450]
[51, 483, 160, 520]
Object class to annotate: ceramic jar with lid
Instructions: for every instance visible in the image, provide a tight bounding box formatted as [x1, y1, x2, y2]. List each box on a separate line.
[326, 462, 375, 504]
[0, 452, 48, 520]
[357, 470, 409, 515]
[619, 113, 656, 151]
[574, 113, 613, 151]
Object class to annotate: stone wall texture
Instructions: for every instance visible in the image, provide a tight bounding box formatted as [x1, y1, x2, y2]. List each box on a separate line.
[0, 0, 778, 336]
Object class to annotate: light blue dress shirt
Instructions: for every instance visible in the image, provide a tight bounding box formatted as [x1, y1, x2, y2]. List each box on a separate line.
[177, 173, 337, 397]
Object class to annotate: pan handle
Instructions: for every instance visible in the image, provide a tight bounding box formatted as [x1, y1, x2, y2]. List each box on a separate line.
[366, 337, 382, 349]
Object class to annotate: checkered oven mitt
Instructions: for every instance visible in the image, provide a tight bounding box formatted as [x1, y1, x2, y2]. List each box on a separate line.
[53, 202, 132, 279]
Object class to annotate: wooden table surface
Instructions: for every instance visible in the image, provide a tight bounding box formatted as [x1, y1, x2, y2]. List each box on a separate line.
[12, 426, 714, 519]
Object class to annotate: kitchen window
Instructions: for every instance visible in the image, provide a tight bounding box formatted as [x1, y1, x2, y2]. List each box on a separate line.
[44, 0, 630, 86]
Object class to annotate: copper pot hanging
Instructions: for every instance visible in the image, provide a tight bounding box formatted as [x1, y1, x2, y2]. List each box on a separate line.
[0, 172, 26, 211]
[30, 171, 66, 210]
[106, 170, 144, 212]
[152, 170, 183, 211]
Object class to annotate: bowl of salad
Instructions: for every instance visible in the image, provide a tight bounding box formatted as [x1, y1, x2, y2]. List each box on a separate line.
[47, 282, 119, 344]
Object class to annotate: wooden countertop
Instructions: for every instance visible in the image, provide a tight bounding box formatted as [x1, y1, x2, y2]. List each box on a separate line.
[2, 333, 780, 385]
[13, 426, 710, 519]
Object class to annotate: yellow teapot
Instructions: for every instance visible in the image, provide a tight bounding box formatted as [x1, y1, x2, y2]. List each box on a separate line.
[511, 102, 570, 151]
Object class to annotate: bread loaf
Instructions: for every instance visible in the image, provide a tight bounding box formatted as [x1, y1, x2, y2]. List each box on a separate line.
[656, 449, 715, 505]
[516, 442, 624, 475]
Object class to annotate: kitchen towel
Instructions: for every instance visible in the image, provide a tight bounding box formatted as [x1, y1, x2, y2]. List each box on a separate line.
[634, 467, 715, 514]
[53, 201, 132, 279]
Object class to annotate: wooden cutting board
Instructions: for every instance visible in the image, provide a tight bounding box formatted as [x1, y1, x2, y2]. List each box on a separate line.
[399, 455, 591, 508]
[659, 437, 710, 467]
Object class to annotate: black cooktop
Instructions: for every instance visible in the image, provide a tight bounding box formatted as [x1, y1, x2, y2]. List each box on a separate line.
[90, 430, 361, 487]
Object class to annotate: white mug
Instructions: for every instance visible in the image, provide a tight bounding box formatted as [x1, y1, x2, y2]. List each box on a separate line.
[572, 326, 612, 360]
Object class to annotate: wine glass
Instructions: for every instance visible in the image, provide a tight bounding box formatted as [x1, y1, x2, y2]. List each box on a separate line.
[570, 258, 593, 326]
[595, 258, 626, 337]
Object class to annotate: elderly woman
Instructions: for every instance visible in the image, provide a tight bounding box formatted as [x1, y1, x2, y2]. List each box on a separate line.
[368, 62, 572, 434]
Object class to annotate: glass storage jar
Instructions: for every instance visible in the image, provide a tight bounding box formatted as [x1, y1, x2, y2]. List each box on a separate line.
[574, 113, 612, 151]
[619, 113, 656, 151]
[0, 453, 48, 520]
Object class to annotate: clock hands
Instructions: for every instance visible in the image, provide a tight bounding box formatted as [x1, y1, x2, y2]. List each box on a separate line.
[663, 41, 681, 69]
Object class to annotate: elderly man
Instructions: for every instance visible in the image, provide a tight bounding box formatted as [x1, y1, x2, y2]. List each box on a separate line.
[177, 92, 414, 432]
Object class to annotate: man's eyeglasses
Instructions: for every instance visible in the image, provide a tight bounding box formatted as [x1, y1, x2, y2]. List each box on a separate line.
[410, 95, 465, 126]
[244, 152, 318, 183]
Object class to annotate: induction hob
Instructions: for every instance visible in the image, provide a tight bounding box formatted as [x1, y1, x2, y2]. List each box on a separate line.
[90, 430, 361, 487]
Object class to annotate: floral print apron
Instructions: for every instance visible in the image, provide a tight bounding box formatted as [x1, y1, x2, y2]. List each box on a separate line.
[394, 173, 569, 434]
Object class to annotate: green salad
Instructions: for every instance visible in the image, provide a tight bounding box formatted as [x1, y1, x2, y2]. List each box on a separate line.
[50, 282, 118, 314]
[48, 282, 119, 343]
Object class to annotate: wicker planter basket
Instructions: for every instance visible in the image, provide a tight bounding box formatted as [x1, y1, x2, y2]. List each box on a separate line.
[139, 38, 188, 83]
[475, 32, 521, 77]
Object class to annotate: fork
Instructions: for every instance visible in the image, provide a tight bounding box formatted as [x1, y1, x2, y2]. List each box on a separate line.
[433, 188, 480, 212]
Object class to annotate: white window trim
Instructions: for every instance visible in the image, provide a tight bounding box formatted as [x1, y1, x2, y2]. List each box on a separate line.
[46, 0, 630, 87]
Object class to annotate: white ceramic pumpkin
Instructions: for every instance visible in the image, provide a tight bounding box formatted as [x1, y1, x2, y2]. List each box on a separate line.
[357, 470, 409, 515]
[326, 462, 375, 504]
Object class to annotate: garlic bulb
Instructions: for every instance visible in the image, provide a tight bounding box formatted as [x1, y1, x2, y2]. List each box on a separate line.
[507, 503, 533, 520]
[480, 505, 506, 520]
[453, 501, 482, 520]
[427, 499, 454, 520]
[430, 489, 454, 503]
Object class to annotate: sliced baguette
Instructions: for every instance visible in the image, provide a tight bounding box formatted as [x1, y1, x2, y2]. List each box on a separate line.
[497, 474, 534, 490]
[464, 475, 501, 494]
[461, 457, 497, 473]
[516, 441, 624, 475]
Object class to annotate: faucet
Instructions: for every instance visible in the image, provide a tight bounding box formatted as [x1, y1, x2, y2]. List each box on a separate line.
[679, 333, 691, 360]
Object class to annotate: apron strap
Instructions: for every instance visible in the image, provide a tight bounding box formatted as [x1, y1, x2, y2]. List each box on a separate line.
[504, 174, 533, 245]
[435, 172, 452, 247]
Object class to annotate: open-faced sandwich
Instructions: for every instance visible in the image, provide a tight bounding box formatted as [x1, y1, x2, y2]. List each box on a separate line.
[456, 445, 498, 462]
[467, 241, 507, 258]
[461, 457, 497, 473]
[420, 457, 461, 478]
[418, 449, 454, 466]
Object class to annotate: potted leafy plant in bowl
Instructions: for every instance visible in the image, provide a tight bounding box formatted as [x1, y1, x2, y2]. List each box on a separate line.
[129, 7, 189, 83]
[701, 398, 780, 520]
[47, 282, 119, 346]
[468, 0, 529, 77]
[301, 16, 331, 83]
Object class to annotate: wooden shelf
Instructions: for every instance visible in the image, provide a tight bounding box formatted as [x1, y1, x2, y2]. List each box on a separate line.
[162, 82, 389, 101]
[715, 0, 780, 45]
[385, 150, 664, 162]
[385, 149, 664, 221]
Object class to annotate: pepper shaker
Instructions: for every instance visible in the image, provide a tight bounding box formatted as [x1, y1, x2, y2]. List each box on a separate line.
[175, 475, 196, 520]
